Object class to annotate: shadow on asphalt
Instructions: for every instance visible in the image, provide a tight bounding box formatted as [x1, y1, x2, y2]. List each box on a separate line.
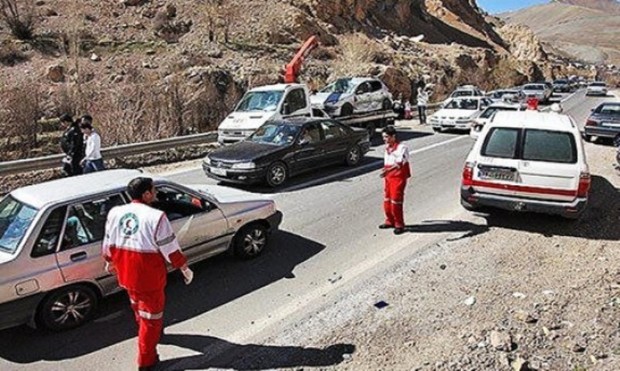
[158, 334, 355, 370]
[0, 231, 329, 366]
[479, 176, 619, 241]
[404, 220, 489, 241]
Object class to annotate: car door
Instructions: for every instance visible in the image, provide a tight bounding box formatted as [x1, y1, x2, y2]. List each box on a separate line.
[55, 193, 127, 284]
[282, 88, 311, 118]
[354, 82, 372, 113]
[153, 185, 230, 264]
[319, 120, 351, 164]
[291, 122, 326, 173]
[368, 80, 384, 111]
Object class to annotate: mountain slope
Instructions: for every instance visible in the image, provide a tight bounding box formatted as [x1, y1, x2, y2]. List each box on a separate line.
[502, 0, 620, 64]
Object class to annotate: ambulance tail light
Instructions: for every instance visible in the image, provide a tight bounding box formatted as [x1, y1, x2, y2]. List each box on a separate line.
[577, 172, 591, 198]
[462, 161, 475, 187]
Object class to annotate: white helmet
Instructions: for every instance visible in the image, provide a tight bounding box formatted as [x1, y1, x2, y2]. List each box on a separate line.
[550, 103, 563, 113]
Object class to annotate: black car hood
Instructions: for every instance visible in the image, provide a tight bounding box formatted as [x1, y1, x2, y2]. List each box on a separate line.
[209, 141, 287, 162]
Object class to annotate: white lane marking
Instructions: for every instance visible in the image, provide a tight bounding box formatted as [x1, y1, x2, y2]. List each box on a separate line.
[279, 135, 468, 193]
[561, 90, 579, 103]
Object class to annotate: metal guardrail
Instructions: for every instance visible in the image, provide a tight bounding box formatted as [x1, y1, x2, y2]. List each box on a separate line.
[0, 132, 217, 177]
[0, 103, 443, 178]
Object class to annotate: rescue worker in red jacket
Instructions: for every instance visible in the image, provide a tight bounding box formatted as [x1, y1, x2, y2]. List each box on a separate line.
[103, 177, 194, 370]
[379, 126, 411, 235]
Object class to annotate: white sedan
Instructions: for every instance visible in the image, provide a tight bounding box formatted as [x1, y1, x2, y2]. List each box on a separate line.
[430, 97, 493, 132]
[310, 77, 393, 117]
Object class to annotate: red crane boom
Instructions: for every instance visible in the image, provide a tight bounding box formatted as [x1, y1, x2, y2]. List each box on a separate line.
[284, 35, 319, 84]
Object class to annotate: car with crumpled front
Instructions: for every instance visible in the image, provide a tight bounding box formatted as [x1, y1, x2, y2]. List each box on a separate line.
[310, 77, 393, 117]
[0, 169, 282, 331]
[583, 102, 620, 142]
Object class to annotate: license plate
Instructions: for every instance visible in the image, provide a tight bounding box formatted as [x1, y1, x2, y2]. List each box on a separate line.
[210, 167, 227, 176]
[443, 120, 455, 127]
[479, 169, 515, 181]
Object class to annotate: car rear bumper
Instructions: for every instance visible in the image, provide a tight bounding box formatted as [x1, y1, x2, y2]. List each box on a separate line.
[0, 293, 44, 331]
[584, 126, 620, 138]
[431, 121, 471, 130]
[203, 163, 267, 184]
[460, 187, 587, 218]
[586, 90, 607, 96]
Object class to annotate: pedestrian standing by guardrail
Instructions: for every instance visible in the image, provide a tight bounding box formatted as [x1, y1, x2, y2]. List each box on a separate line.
[59, 114, 84, 176]
[79, 115, 105, 173]
[417, 86, 431, 124]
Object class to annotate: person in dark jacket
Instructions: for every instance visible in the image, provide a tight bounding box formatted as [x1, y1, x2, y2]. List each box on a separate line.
[59, 114, 84, 176]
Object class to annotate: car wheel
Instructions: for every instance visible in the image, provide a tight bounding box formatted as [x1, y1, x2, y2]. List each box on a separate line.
[340, 103, 353, 117]
[433, 127, 442, 133]
[233, 223, 268, 259]
[382, 98, 392, 111]
[265, 162, 287, 188]
[37, 285, 98, 331]
[345, 145, 362, 166]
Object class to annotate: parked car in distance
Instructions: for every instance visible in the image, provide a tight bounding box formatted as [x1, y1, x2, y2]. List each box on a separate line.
[310, 77, 393, 117]
[553, 79, 571, 93]
[204, 117, 371, 187]
[521, 83, 553, 103]
[461, 111, 590, 219]
[0, 169, 282, 331]
[445, 85, 484, 103]
[470, 102, 526, 139]
[583, 102, 620, 142]
[430, 96, 493, 132]
[486, 89, 525, 104]
[586, 81, 608, 96]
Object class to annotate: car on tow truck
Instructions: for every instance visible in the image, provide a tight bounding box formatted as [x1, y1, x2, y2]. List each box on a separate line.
[204, 117, 371, 187]
[0, 169, 282, 331]
[310, 77, 393, 117]
[461, 111, 590, 219]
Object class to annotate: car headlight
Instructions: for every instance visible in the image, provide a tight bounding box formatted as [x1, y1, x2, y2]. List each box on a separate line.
[232, 162, 256, 170]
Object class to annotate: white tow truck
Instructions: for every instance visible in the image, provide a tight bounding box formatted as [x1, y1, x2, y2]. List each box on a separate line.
[217, 83, 396, 144]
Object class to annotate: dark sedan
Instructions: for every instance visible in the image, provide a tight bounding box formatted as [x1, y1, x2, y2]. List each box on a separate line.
[203, 118, 371, 187]
[583, 102, 620, 142]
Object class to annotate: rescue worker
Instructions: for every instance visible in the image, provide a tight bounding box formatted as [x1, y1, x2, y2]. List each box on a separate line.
[526, 96, 539, 110]
[103, 177, 194, 370]
[379, 126, 411, 235]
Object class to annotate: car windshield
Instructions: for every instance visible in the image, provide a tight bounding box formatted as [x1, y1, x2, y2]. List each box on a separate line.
[320, 78, 355, 94]
[236, 90, 284, 112]
[480, 106, 517, 119]
[596, 104, 620, 115]
[452, 90, 473, 97]
[0, 196, 38, 254]
[524, 85, 544, 90]
[445, 99, 479, 110]
[248, 123, 301, 146]
[591, 82, 606, 87]
[554, 80, 567, 84]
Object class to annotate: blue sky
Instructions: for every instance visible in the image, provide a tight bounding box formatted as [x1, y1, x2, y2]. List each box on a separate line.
[477, 0, 548, 14]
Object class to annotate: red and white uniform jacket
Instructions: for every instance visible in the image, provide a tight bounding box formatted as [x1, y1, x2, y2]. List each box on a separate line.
[102, 201, 187, 293]
[384, 142, 411, 179]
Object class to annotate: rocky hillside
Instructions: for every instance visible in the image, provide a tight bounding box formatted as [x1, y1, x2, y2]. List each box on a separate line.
[0, 0, 551, 160]
[502, 0, 620, 65]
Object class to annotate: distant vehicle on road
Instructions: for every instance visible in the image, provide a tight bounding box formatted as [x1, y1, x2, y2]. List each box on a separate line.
[521, 83, 553, 103]
[461, 111, 590, 219]
[204, 117, 371, 187]
[0, 169, 282, 331]
[470, 102, 526, 139]
[486, 89, 525, 104]
[310, 77, 393, 117]
[586, 81, 608, 96]
[583, 102, 620, 142]
[446, 85, 484, 102]
[553, 79, 571, 93]
[430, 96, 492, 132]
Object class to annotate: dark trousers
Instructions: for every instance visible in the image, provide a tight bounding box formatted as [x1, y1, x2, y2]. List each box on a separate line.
[418, 105, 427, 124]
[62, 156, 83, 176]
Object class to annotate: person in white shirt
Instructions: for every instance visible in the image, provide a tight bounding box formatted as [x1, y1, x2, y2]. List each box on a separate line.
[79, 116, 105, 173]
[416, 86, 431, 124]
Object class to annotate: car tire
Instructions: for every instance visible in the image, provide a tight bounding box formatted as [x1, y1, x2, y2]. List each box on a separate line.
[345, 145, 362, 166]
[265, 162, 288, 188]
[340, 103, 353, 117]
[382, 98, 392, 111]
[433, 127, 442, 133]
[37, 285, 98, 331]
[233, 223, 268, 259]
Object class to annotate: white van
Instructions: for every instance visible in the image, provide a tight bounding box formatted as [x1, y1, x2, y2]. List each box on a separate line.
[218, 84, 313, 144]
[461, 111, 590, 219]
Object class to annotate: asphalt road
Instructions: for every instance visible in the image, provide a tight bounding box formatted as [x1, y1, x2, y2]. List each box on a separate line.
[0, 90, 616, 371]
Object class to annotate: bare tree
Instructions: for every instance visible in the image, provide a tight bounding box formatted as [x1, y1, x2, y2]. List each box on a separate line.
[0, 0, 37, 40]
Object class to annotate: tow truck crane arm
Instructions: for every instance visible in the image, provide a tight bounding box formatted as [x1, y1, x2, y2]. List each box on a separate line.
[284, 35, 319, 83]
